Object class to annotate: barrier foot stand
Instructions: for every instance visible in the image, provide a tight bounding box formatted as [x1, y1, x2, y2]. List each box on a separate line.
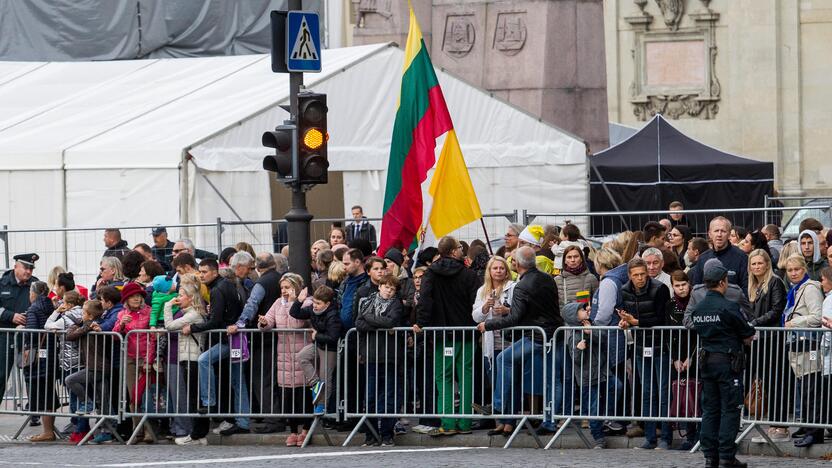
[737, 423, 784, 457]
[12, 416, 32, 440]
[544, 418, 572, 450]
[569, 419, 593, 449]
[126, 416, 148, 446]
[107, 420, 126, 444]
[303, 415, 333, 448]
[78, 417, 108, 446]
[342, 415, 379, 447]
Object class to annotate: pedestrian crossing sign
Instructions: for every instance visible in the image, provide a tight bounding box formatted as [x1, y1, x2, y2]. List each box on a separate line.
[286, 11, 321, 73]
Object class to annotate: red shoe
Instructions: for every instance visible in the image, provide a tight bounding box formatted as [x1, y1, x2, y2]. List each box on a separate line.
[69, 432, 88, 443]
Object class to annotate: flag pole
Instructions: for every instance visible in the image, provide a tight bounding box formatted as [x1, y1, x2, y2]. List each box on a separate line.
[480, 218, 494, 256]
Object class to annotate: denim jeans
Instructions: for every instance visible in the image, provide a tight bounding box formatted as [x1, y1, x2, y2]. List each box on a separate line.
[198, 343, 250, 429]
[580, 376, 622, 441]
[539, 337, 571, 430]
[495, 337, 560, 426]
[363, 362, 397, 438]
[634, 348, 671, 444]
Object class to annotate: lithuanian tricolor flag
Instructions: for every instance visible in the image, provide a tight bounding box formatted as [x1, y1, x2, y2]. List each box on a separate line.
[378, 7, 482, 255]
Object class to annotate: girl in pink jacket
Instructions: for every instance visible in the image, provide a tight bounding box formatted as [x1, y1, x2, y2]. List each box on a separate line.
[259, 273, 312, 447]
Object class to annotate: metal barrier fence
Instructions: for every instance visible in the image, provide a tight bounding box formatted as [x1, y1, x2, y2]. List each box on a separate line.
[736, 327, 831, 456]
[2, 324, 830, 450]
[525, 205, 832, 239]
[121, 328, 334, 447]
[0, 329, 123, 445]
[0, 213, 517, 288]
[340, 326, 548, 448]
[545, 326, 700, 450]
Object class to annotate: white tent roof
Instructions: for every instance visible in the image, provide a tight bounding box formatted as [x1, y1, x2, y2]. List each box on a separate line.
[0, 43, 587, 226]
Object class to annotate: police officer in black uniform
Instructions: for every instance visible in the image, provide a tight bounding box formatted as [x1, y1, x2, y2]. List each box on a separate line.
[0, 253, 40, 403]
[690, 259, 755, 468]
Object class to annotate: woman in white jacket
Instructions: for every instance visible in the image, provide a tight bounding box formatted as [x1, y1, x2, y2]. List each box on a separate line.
[471, 256, 515, 435]
[164, 282, 208, 446]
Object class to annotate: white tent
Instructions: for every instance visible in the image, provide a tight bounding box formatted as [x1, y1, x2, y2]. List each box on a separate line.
[0, 43, 587, 280]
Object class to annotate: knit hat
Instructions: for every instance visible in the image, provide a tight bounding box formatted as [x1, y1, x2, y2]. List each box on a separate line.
[120, 281, 147, 302]
[151, 275, 174, 294]
[518, 225, 545, 247]
[384, 249, 404, 267]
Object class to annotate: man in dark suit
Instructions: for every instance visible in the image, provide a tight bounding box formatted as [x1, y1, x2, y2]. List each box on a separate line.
[346, 205, 377, 251]
[478, 246, 565, 435]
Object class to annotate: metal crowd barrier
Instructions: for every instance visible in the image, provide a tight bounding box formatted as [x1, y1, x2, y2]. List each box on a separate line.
[736, 327, 832, 456]
[340, 326, 547, 448]
[0, 329, 124, 446]
[546, 326, 701, 450]
[121, 328, 334, 447]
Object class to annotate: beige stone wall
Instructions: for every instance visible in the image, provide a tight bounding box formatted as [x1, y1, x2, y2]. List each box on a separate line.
[604, 0, 832, 195]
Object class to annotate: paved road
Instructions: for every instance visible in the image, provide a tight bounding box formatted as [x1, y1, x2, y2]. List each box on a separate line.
[0, 444, 826, 468]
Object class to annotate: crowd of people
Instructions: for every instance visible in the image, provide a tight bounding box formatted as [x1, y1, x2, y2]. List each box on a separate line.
[0, 202, 831, 455]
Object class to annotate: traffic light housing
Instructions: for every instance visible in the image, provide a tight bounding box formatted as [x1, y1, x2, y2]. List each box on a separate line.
[296, 91, 328, 184]
[262, 123, 296, 182]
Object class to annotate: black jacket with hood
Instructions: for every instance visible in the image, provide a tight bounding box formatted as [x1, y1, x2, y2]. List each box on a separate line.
[415, 256, 478, 328]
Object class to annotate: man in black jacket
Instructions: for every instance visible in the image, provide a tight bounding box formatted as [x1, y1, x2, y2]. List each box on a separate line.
[102, 228, 130, 260]
[414, 236, 478, 436]
[0, 253, 39, 408]
[478, 246, 563, 435]
[184, 259, 250, 437]
[618, 257, 672, 450]
[689, 217, 748, 294]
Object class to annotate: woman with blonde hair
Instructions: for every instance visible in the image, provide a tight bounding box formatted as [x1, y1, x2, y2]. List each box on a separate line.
[782, 254, 825, 447]
[471, 255, 516, 436]
[775, 241, 799, 282]
[165, 281, 208, 445]
[746, 249, 789, 443]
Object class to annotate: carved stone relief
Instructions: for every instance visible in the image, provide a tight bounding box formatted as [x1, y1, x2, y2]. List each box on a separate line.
[493, 11, 526, 56]
[627, 2, 721, 120]
[442, 14, 475, 58]
[654, 0, 685, 31]
[355, 0, 393, 28]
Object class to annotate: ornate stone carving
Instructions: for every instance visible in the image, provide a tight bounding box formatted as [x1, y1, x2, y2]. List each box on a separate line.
[493, 11, 526, 56]
[355, 0, 393, 28]
[629, 7, 721, 120]
[442, 14, 475, 58]
[654, 0, 685, 31]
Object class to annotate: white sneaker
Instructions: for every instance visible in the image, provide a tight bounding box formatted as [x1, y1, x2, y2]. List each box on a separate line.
[175, 435, 207, 446]
[212, 421, 234, 435]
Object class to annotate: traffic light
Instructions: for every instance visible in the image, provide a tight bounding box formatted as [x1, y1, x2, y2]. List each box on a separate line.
[262, 123, 296, 182]
[296, 91, 328, 184]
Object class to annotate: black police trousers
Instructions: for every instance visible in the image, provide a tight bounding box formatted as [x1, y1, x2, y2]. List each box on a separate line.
[699, 359, 744, 460]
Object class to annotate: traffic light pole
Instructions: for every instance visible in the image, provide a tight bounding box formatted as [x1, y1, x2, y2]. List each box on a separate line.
[285, 0, 312, 287]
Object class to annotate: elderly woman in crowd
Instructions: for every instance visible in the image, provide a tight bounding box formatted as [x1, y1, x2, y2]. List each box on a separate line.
[496, 223, 525, 259]
[92, 257, 125, 299]
[780, 254, 825, 448]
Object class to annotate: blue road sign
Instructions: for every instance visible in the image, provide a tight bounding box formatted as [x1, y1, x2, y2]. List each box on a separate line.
[286, 11, 321, 73]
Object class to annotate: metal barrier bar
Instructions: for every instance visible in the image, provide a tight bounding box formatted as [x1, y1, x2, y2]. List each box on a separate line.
[340, 326, 547, 448]
[545, 326, 701, 450]
[121, 328, 334, 447]
[737, 326, 831, 456]
[0, 329, 123, 445]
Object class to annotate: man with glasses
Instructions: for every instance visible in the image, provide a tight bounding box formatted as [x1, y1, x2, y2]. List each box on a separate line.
[0, 253, 40, 402]
[171, 238, 217, 265]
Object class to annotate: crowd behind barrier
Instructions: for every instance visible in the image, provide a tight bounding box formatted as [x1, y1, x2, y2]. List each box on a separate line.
[0, 202, 830, 458]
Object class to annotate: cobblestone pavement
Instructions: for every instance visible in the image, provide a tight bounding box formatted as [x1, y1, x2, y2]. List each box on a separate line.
[0, 445, 827, 468]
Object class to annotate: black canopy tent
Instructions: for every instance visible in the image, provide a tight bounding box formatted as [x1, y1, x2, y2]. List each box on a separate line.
[589, 115, 774, 236]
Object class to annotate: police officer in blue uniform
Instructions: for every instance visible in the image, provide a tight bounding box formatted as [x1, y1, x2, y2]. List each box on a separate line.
[690, 259, 755, 468]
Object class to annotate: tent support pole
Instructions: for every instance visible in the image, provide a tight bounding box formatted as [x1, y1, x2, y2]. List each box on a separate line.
[480, 218, 493, 256]
[590, 161, 630, 232]
[188, 157, 260, 243]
